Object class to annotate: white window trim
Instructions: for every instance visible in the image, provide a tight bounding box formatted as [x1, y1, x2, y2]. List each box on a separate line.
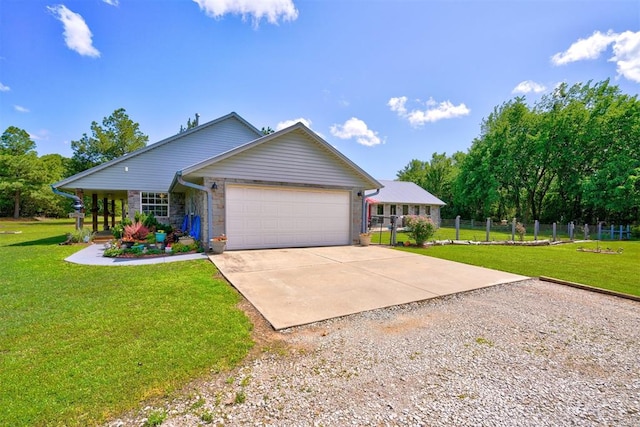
[140, 192, 170, 217]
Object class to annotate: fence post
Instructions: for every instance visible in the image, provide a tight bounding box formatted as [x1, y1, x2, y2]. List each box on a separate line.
[455, 215, 460, 240]
[584, 223, 589, 240]
[485, 218, 490, 242]
[627, 224, 631, 239]
[390, 215, 397, 246]
[598, 223, 602, 240]
[534, 220, 539, 241]
[568, 222, 574, 240]
[511, 218, 516, 242]
[610, 224, 614, 240]
[619, 224, 623, 241]
[552, 222, 557, 242]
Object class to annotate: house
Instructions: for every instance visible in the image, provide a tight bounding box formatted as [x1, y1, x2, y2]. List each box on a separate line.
[53, 112, 382, 250]
[366, 180, 445, 228]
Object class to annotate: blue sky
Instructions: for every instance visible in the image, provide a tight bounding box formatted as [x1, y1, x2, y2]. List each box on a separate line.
[1, 0, 639, 179]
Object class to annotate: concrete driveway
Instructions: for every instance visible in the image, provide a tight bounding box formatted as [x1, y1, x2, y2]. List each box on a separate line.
[210, 245, 527, 330]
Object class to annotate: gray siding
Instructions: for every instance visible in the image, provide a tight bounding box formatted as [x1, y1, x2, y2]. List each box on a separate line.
[61, 117, 260, 192]
[190, 129, 373, 188]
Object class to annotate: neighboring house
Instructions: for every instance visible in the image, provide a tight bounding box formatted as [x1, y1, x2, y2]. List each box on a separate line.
[366, 180, 446, 228]
[53, 112, 381, 250]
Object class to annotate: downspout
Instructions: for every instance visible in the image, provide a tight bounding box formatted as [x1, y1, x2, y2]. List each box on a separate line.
[176, 172, 213, 247]
[361, 189, 380, 233]
[50, 185, 84, 210]
[51, 185, 85, 229]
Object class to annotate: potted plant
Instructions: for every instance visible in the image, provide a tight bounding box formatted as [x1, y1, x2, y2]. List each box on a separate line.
[210, 234, 227, 254]
[359, 232, 371, 246]
[155, 230, 166, 244]
[121, 221, 149, 248]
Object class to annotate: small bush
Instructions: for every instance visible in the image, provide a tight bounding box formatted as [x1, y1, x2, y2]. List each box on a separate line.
[67, 228, 94, 243]
[404, 215, 437, 245]
[103, 248, 124, 257]
[631, 224, 640, 238]
[123, 222, 149, 241]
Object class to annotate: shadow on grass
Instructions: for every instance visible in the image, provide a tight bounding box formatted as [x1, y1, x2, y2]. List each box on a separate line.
[8, 235, 68, 246]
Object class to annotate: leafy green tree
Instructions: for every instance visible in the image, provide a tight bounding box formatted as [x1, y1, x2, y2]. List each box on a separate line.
[397, 152, 466, 217]
[0, 127, 45, 218]
[70, 108, 148, 173]
[454, 79, 640, 223]
[261, 126, 275, 135]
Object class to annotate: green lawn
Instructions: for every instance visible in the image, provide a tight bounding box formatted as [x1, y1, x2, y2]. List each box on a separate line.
[396, 239, 640, 297]
[0, 219, 253, 426]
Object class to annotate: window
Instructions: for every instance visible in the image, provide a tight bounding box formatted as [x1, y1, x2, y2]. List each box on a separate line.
[425, 206, 431, 215]
[390, 205, 397, 215]
[376, 204, 384, 215]
[414, 205, 420, 215]
[141, 192, 169, 217]
[402, 205, 409, 215]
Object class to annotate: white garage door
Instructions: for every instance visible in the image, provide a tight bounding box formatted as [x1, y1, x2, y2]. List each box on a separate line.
[226, 185, 351, 250]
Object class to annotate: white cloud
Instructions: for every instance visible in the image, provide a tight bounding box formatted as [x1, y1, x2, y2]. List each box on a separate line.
[276, 117, 312, 131]
[0, 82, 9, 92]
[29, 130, 50, 141]
[330, 117, 382, 147]
[387, 96, 407, 115]
[610, 30, 640, 83]
[389, 96, 470, 126]
[551, 30, 617, 65]
[552, 30, 640, 83]
[48, 5, 100, 58]
[193, 0, 298, 26]
[14, 105, 29, 113]
[102, 0, 119, 5]
[512, 80, 547, 94]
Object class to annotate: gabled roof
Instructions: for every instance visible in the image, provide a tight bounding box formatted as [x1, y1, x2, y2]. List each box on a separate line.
[367, 180, 446, 206]
[53, 112, 262, 189]
[170, 122, 382, 191]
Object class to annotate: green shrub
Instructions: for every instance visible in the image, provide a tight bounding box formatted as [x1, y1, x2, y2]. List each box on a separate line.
[67, 227, 94, 243]
[631, 224, 640, 238]
[404, 215, 437, 245]
[103, 248, 124, 257]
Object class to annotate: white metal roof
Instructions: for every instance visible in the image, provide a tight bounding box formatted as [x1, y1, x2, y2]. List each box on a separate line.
[367, 180, 446, 206]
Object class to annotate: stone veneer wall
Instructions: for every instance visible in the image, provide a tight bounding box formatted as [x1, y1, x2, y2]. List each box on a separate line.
[202, 178, 364, 246]
[127, 190, 140, 220]
[169, 192, 185, 231]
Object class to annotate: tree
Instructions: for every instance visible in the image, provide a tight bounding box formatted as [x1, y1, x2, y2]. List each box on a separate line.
[261, 126, 275, 135]
[0, 127, 45, 218]
[454, 79, 640, 223]
[70, 108, 148, 173]
[397, 152, 466, 217]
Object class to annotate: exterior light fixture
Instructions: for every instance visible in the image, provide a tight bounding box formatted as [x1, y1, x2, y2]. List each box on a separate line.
[211, 182, 218, 190]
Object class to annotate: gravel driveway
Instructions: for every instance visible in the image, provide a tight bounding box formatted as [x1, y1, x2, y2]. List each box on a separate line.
[110, 279, 640, 426]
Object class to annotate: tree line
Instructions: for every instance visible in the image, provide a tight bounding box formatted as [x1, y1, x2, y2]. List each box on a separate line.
[398, 80, 639, 224]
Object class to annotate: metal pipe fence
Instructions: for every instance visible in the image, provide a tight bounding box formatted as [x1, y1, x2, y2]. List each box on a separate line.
[369, 215, 632, 245]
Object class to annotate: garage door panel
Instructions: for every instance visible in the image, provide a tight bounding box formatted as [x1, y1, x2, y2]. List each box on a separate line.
[226, 185, 351, 250]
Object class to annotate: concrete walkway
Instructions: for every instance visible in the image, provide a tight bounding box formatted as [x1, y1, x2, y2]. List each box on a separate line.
[210, 245, 528, 330]
[65, 243, 208, 266]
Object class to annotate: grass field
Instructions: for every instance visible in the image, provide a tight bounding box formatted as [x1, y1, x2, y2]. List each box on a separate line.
[375, 227, 639, 296]
[0, 219, 253, 426]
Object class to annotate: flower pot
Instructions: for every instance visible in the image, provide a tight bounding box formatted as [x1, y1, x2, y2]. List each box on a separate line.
[359, 234, 371, 246]
[210, 240, 226, 254]
[155, 232, 166, 243]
